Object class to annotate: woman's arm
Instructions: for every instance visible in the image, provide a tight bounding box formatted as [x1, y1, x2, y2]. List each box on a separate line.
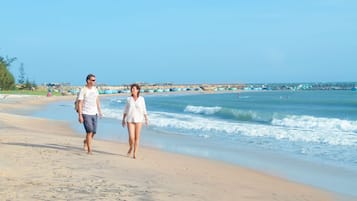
[122, 97, 130, 127]
[122, 113, 127, 127]
[141, 97, 148, 126]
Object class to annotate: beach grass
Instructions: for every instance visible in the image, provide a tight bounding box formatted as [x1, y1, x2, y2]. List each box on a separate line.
[0, 89, 62, 96]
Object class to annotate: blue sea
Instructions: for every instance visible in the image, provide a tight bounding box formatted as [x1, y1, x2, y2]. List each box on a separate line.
[33, 90, 357, 197]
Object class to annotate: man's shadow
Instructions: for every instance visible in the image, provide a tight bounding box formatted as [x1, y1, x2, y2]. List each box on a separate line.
[2, 142, 127, 157]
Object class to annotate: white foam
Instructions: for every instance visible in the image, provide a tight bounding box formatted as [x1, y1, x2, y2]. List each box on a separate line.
[101, 108, 122, 119]
[272, 115, 357, 133]
[149, 112, 357, 146]
[184, 105, 221, 115]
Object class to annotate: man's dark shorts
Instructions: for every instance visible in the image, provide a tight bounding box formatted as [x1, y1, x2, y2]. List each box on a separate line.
[82, 114, 98, 134]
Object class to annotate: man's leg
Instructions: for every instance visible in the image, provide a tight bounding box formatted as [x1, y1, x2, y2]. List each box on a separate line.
[86, 132, 93, 154]
[83, 114, 95, 154]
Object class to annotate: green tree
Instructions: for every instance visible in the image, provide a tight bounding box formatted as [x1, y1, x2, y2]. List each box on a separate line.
[0, 56, 17, 90]
[24, 78, 37, 90]
[18, 63, 25, 85]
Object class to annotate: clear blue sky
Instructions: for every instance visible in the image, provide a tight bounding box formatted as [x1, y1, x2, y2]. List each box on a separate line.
[1, 0, 356, 85]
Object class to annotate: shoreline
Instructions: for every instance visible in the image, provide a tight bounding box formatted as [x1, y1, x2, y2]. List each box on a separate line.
[0, 94, 352, 201]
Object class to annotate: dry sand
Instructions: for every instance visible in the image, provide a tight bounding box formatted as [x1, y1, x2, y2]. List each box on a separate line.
[0, 94, 344, 201]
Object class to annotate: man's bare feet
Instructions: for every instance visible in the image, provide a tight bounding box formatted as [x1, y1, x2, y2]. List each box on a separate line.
[83, 140, 87, 151]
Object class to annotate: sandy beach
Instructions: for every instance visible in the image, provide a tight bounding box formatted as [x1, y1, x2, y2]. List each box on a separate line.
[0, 95, 346, 201]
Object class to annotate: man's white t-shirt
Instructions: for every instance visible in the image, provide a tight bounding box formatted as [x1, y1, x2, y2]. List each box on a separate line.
[78, 87, 99, 115]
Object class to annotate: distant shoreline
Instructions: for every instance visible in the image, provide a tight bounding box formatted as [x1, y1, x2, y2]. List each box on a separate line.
[37, 81, 356, 97]
[2, 81, 356, 97]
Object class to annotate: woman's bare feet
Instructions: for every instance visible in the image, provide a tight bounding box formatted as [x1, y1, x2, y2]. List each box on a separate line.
[127, 148, 132, 157]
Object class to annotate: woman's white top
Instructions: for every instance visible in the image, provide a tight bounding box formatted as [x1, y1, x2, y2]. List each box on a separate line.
[123, 96, 147, 123]
[78, 87, 99, 115]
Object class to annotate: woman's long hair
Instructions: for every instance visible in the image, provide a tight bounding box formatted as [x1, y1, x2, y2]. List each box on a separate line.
[130, 83, 141, 97]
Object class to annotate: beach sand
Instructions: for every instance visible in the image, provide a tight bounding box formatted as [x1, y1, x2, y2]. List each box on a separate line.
[0, 95, 343, 201]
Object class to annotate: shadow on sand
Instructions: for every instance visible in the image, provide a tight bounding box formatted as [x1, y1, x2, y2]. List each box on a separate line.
[2, 142, 127, 157]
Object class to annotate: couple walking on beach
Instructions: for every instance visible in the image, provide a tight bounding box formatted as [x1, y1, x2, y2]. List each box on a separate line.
[76, 74, 148, 158]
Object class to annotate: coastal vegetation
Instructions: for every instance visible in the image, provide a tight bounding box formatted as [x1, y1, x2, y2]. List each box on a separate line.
[0, 88, 62, 96]
[0, 56, 16, 90]
[0, 55, 37, 92]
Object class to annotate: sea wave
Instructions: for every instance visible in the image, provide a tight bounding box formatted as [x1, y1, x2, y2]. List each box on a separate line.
[101, 104, 357, 146]
[149, 111, 357, 146]
[272, 115, 357, 133]
[184, 105, 221, 115]
[184, 105, 270, 123]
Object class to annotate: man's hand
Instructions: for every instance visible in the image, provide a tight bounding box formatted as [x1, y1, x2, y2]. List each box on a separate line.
[78, 114, 84, 123]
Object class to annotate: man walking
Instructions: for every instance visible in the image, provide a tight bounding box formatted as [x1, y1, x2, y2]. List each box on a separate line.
[77, 74, 102, 154]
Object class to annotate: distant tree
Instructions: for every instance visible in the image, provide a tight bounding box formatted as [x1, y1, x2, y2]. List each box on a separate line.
[31, 80, 37, 89]
[0, 56, 17, 90]
[0, 56, 17, 66]
[24, 77, 37, 90]
[18, 63, 25, 84]
[24, 78, 31, 89]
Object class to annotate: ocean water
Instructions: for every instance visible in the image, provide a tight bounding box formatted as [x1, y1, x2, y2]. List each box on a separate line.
[33, 90, 357, 197]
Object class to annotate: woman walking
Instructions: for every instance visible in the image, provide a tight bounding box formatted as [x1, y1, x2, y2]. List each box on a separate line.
[122, 83, 148, 159]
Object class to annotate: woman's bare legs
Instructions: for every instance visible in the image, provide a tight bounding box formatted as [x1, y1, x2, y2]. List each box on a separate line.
[127, 123, 135, 157]
[133, 123, 142, 159]
[127, 122, 142, 159]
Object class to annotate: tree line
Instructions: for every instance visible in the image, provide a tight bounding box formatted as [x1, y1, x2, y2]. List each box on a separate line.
[0, 55, 36, 90]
